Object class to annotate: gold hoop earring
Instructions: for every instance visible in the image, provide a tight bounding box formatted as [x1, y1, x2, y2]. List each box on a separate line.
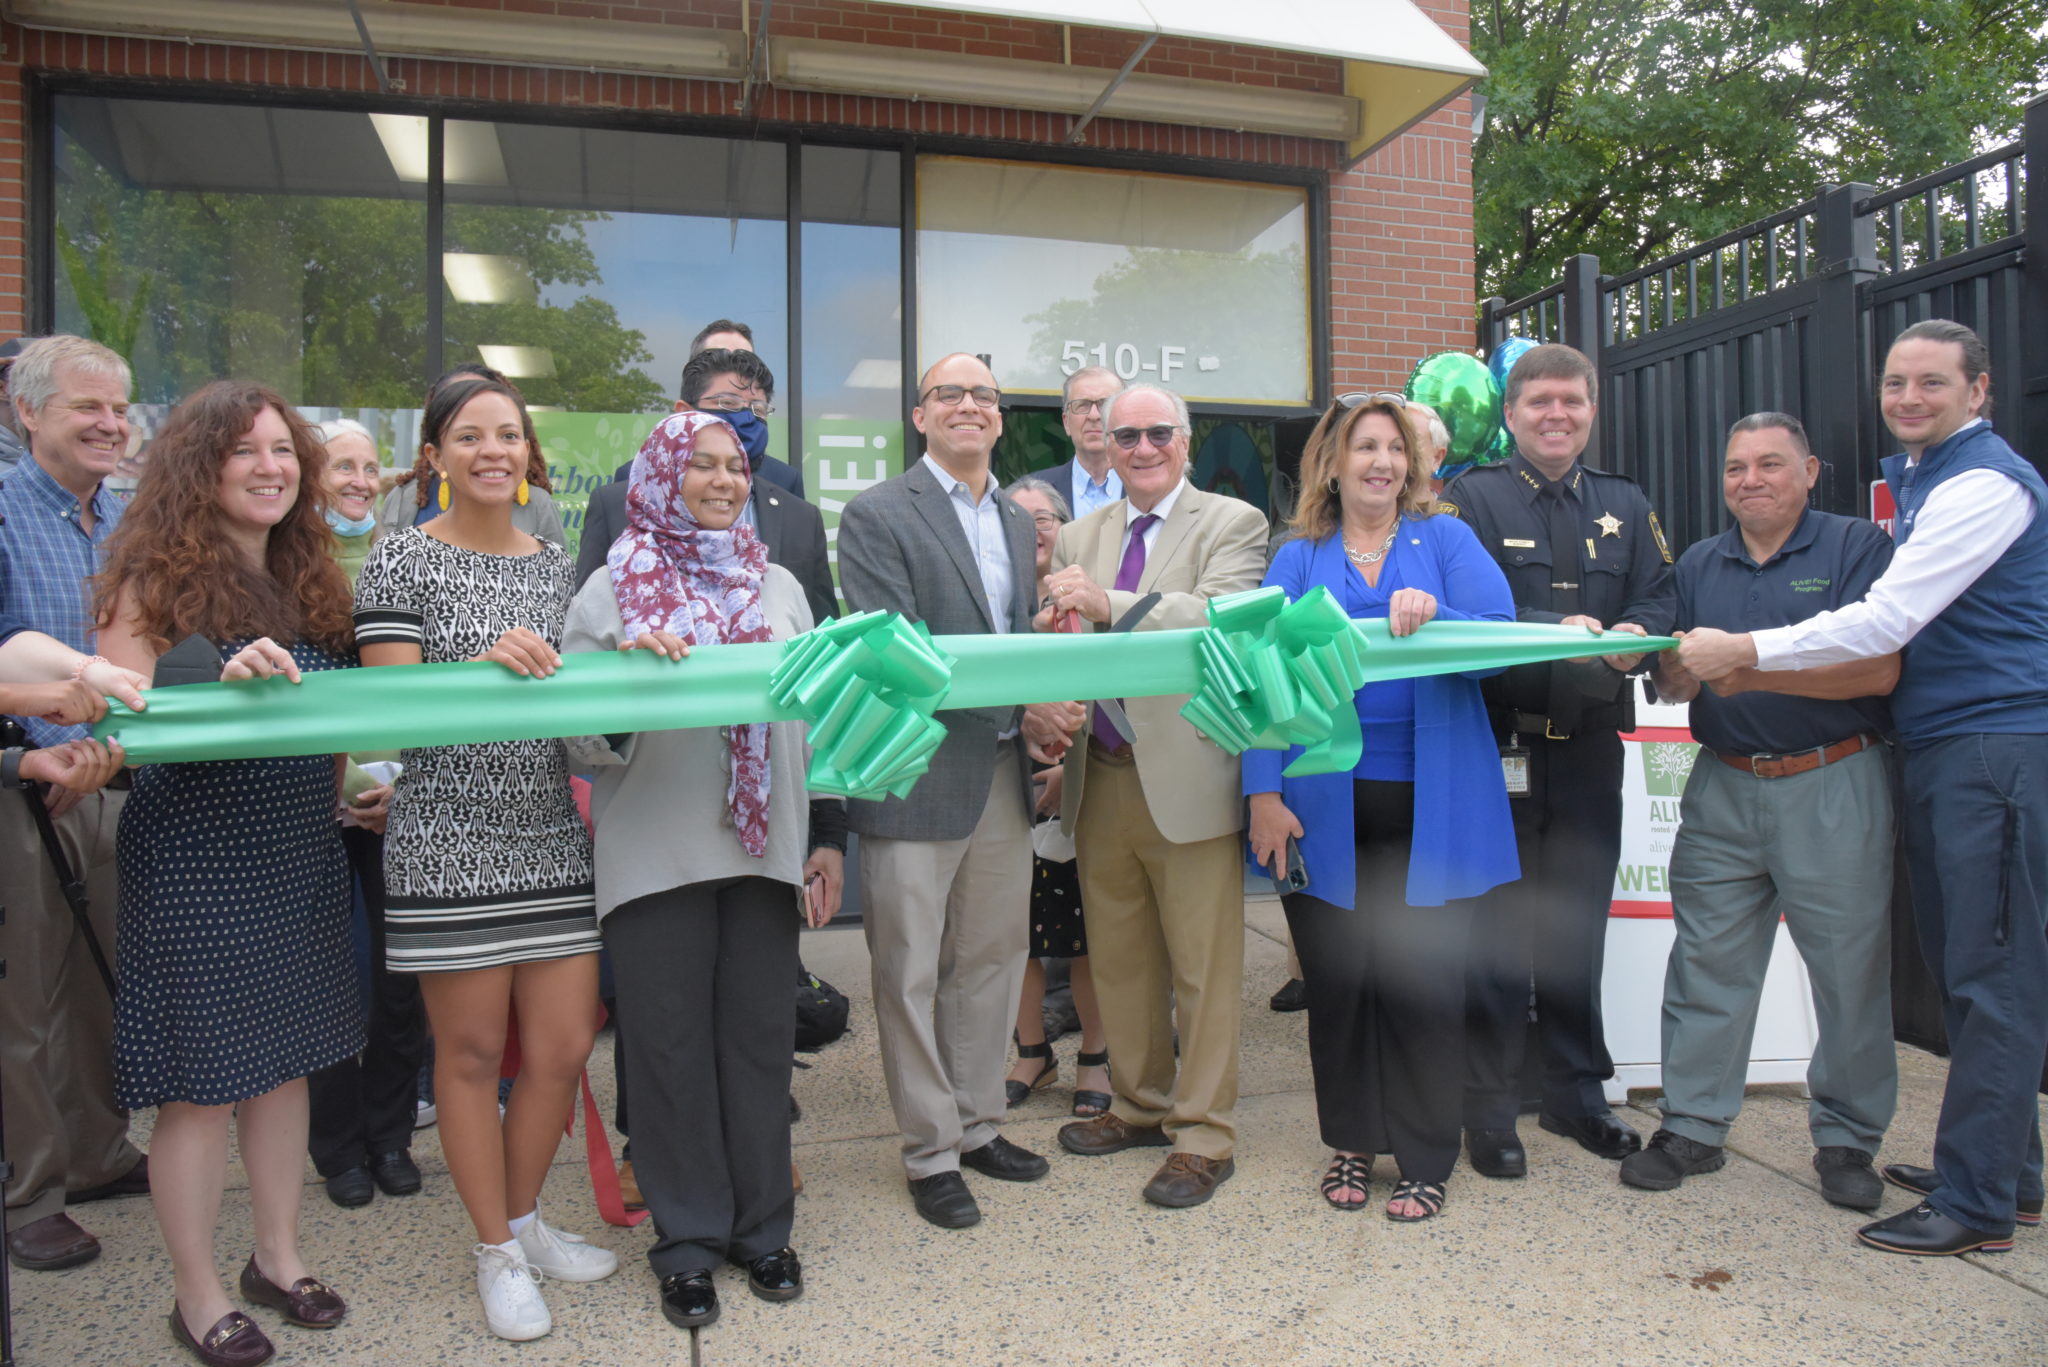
[436, 476, 450, 512]
[516, 478, 530, 507]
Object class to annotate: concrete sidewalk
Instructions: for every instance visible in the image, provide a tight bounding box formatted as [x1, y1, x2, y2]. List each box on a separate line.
[13, 898, 2045, 1365]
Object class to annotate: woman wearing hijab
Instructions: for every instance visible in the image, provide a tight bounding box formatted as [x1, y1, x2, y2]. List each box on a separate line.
[564, 410, 845, 1333]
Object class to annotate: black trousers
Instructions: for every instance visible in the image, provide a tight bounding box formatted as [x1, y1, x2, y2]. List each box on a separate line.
[1285, 780, 1473, 1186]
[605, 876, 798, 1278]
[308, 827, 428, 1177]
[1464, 728, 1623, 1128]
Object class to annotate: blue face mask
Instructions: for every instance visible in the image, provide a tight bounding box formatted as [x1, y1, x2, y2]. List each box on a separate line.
[326, 505, 378, 538]
[714, 409, 770, 468]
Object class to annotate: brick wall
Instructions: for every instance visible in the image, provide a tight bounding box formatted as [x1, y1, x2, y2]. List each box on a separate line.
[0, 0, 1474, 393]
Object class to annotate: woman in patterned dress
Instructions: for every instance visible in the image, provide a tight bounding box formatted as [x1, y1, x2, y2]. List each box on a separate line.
[96, 382, 362, 1367]
[353, 374, 615, 1343]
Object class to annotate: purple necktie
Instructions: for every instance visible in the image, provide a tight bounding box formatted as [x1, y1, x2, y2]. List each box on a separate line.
[1092, 513, 1159, 751]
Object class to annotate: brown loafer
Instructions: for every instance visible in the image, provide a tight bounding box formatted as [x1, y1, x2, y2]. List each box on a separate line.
[69, 1153, 150, 1204]
[1143, 1152, 1235, 1208]
[239, 1256, 347, 1328]
[6, 1211, 100, 1270]
[1057, 1112, 1171, 1156]
[170, 1307, 274, 1366]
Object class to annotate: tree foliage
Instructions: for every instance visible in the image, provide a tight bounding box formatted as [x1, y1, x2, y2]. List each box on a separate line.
[1472, 1, 2048, 302]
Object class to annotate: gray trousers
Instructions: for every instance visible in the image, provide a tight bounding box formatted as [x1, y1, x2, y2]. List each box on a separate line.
[1660, 742, 1896, 1151]
[603, 876, 797, 1277]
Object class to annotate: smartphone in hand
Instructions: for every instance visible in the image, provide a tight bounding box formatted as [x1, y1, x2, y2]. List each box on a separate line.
[1269, 836, 1309, 896]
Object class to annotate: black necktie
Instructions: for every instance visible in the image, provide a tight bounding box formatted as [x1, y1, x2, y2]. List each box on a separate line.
[1539, 481, 1582, 616]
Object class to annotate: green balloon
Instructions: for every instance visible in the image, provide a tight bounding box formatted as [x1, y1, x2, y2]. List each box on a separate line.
[1405, 352, 1502, 464]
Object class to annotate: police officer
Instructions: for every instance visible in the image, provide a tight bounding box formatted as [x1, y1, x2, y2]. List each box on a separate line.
[1441, 342, 1675, 1177]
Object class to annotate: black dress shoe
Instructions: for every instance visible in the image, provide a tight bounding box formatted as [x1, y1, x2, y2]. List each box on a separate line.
[735, 1247, 803, 1302]
[369, 1150, 421, 1197]
[908, 1171, 981, 1228]
[960, 1135, 1050, 1183]
[660, 1269, 720, 1328]
[1466, 1128, 1527, 1178]
[1884, 1163, 2044, 1225]
[323, 1167, 374, 1209]
[1538, 1110, 1643, 1160]
[1268, 978, 1308, 1012]
[1857, 1202, 2014, 1256]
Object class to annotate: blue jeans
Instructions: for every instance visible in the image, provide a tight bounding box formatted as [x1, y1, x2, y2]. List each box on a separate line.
[1900, 733, 2048, 1233]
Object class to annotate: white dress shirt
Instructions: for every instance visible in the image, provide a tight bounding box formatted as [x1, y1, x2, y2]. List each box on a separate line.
[921, 452, 1016, 634]
[1751, 420, 2036, 670]
[1117, 478, 1185, 571]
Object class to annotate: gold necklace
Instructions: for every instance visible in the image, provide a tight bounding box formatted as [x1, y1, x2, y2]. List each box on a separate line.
[1343, 526, 1398, 565]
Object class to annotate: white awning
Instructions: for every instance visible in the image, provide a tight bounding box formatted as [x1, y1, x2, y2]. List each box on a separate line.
[838, 0, 1484, 159]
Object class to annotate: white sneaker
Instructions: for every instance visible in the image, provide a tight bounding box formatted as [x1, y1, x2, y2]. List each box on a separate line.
[475, 1241, 551, 1342]
[514, 1207, 619, 1283]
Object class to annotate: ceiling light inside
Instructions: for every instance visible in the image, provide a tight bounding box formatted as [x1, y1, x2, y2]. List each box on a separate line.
[477, 345, 557, 378]
[843, 359, 901, 389]
[369, 114, 510, 186]
[443, 254, 537, 305]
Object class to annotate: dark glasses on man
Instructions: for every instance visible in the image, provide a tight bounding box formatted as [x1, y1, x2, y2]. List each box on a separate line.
[920, 384, 1002, 408]
[1109, 424, 1180, 451]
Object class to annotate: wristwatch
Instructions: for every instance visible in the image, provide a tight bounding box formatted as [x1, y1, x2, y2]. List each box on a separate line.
[1, 747, 25, 789]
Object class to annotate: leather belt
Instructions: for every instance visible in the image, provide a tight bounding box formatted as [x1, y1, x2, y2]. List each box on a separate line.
[1508, 710, 1573, 742]
[1087, 736, 1134, 763]
[1713, 732, 1878, 780]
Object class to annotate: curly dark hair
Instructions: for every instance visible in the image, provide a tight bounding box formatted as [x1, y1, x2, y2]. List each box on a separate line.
[393, 363, 550, 507]
[94, 381, 355, 655]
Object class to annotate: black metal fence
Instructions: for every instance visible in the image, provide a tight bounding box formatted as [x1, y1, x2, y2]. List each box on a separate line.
[1477, 92, 2048, 1080]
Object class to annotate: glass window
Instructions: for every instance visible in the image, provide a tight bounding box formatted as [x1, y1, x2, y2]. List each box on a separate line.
[917, 157, 1312, 407]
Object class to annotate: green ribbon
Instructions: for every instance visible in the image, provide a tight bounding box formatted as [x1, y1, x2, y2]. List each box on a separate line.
[94, 603, 1676, 794]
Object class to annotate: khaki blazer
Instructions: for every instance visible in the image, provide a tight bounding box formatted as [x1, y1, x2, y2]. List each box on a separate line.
[1053, 483, 1269, 844]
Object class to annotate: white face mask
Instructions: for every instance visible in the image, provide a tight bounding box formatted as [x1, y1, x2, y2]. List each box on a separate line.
[325, 505, 377, 537]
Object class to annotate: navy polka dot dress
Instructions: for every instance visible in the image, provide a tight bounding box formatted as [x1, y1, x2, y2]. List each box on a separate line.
[113, 638, 363, 1109]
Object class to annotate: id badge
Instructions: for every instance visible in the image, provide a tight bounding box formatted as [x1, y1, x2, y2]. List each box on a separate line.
[1500, 742, 1531, 797]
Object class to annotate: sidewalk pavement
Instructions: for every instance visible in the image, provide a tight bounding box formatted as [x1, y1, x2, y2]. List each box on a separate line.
[12, 897, 2044, 1366]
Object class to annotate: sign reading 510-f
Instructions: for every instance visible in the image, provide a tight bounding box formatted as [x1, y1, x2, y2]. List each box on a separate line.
[1061, 341, 1217, 385]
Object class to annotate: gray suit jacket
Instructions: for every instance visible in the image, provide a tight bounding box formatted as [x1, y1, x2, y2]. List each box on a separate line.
[836, 458, 1037, 841]
[577, 481, 838, 626]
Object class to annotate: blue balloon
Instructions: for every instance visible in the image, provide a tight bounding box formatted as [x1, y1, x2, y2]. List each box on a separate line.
[1489, 336, 1539, 390]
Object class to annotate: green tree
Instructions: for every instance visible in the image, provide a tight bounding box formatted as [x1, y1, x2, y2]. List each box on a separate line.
[1472, 1, 2048, 301]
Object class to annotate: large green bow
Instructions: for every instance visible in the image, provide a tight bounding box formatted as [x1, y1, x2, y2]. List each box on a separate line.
[767, 610, 955, 800]
[1181, 586, 1370, 776]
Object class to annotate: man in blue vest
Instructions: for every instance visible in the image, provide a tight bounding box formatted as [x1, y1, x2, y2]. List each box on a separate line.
[1679, 319, 2048, 1256]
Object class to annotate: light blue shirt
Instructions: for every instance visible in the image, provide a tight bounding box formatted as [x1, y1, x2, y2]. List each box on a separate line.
[1071, 461, 1123, 521]
[921, 453, 1014, 634]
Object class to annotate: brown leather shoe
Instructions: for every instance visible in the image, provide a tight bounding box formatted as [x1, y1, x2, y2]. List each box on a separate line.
[69, 1153, 150, 1204]
[169, 1306, 274, 1366]
[6, 1211, 100, 1270]
[619, 1158, 645, 1211]
[238, 1256, 346, 1328]
[1058, 1112, 1171, 1156]
[792, 1160, 804, 1195]
[1143, 1152, 1236, 1208]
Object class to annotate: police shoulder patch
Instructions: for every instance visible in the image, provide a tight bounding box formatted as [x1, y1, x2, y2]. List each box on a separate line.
[1648, 510, 1673, 564]
[1435, 500, 1462, 518]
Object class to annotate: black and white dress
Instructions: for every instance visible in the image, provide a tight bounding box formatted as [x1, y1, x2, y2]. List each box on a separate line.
[353, 528, 598, 973]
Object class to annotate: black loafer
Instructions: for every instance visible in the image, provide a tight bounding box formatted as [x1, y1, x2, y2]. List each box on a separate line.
[323, 1167, 374, 1209]
[1538, 1110, 1643, 1160]
[735, 1247, 802, 1302]
[908, 1171, 981, 1228]
[660, 1269, 720, 1328]
[369, 1150, 421, 1197]
[1268, 978, 1308, 1012]
[1466, 1128, 1527, 1178]
[1883, 1163, 2044, 1226]
[1857, 1202, 2014, 1256]
[960, 1135, 1050, 1183]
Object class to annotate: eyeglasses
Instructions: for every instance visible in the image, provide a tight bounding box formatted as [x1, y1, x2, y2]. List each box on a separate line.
[697, 395, 775, 418]
[1335, 392, 1410, 409]
[1029, 512, 1065, 530]
[1110, 425, 1182, 451]
[920, 384, 1002, 409]
[1061, 397, 1108, 416]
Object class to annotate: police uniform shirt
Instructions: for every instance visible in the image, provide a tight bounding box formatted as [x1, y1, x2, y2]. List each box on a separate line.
[1675, 508, 1893, 757]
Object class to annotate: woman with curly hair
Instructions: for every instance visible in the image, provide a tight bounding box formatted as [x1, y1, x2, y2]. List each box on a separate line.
[95, 381, 362, 1367]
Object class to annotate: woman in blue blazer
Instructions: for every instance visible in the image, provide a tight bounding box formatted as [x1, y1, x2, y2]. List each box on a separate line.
[1246, 395, 1519, 1222]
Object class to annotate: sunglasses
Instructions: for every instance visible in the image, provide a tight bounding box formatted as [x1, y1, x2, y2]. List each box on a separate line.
[1335, 392, 1411, 409]
[1110, 424, 1181, 451]
[920, 384, 1002, 409]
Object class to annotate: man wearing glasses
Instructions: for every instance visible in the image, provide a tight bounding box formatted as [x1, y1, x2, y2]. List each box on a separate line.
[836, 353, 1086, 1230]
[1043, 366, 1125, 521]
[1038, 383, 1268, 1208]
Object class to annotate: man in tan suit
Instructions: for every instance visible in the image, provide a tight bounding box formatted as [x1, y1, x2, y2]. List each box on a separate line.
[1037, 383, 1268, 1207]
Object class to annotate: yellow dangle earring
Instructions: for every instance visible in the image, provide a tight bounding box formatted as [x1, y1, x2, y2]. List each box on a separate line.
[436, 474, 450, 511]
[516, 478, 530, 507]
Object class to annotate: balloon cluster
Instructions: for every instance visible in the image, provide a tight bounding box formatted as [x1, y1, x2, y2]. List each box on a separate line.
[1402, 336, 1538, 479]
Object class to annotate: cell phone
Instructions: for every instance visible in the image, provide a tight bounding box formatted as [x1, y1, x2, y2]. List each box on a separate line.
[1269, 836, 1309, 895]
[798, 872, 830, 928]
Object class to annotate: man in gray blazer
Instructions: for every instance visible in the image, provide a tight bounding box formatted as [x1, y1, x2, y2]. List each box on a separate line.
[837, 353, 1083, 1229]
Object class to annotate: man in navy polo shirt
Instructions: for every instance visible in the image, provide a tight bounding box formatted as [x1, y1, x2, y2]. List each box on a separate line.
[1629, 413, 1899, 1209]
[1682, 320, 2048, 1255]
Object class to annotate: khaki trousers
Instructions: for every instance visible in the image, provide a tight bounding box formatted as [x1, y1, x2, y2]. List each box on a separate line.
[861, 746, 1031, 1178]
[1076, 754, 1244, 1159]
[0, 788, 138, 1228]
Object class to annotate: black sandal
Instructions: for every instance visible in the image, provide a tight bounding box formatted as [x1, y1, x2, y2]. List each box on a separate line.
[1386, 1178, 1445, 1222]
[1071, 1050, 1111, 1118]
[1005, 1040, 1056, 1108]
[1320, 1153, 1373, 1210]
